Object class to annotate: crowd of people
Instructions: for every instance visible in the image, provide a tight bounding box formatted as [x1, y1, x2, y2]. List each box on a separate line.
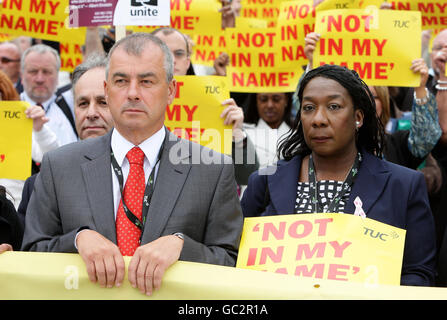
[1, 0, 447, 294]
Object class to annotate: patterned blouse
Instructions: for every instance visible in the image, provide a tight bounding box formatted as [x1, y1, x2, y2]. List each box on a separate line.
[295, 180, 351, 214]
[408, 92, 441, 158]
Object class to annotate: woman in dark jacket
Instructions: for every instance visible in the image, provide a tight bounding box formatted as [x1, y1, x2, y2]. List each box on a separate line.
[0, 185, 23, 251]
[241, 65, 437, 286]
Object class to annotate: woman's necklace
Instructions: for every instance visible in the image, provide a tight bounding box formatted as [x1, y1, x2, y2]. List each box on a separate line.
[308, 152, 362, 213]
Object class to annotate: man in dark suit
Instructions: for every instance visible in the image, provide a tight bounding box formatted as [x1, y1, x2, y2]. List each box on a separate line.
[17, 53, 114, 224]
[22, 33, 243, 296]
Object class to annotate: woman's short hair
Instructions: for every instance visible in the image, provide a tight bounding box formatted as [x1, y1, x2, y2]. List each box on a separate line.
[278, 64, 385, 160]
[0, 70, 19, 101]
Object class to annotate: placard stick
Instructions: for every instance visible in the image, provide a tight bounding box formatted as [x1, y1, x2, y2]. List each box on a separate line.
[115, 26, 126, 41]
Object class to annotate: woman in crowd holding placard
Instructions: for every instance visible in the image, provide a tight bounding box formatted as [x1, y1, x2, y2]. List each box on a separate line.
[242, 92, 293, 169]
[241, 64, 436, 286]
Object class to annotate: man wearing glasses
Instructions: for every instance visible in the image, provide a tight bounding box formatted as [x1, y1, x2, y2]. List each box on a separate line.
[151, 27, 192, 76]
[0, 42, 22, 94]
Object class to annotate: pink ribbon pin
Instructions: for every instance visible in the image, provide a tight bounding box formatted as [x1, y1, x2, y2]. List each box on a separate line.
[354, 196, 366, 219]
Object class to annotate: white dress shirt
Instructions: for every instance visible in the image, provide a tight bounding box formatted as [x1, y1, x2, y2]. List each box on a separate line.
[244, 119, 291, 169]
[74, 126, 166, 248]
[110, 127, 165, 219]
[20, 92, 78, 146]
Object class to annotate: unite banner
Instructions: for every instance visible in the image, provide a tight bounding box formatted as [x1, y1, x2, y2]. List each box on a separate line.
[1, 251, 447, 299]
[166, 76, 233, 155]
[236, 213, 406, 286]
[69, 0, 170, 27]
[314, 9, 421, 87]
[129, 0, 222, 38]
[0, 101, 32, 181]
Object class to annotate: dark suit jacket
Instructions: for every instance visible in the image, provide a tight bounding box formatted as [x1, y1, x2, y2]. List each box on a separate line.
[15, 78, 23, 95]
[241, 151, 437, 286]
[0, 193, 23, 250]
[22, 128, 243, 266]
[17, 173, 38, 227]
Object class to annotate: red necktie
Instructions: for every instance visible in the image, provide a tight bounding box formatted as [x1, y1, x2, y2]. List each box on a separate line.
[116, 147, 145, 256]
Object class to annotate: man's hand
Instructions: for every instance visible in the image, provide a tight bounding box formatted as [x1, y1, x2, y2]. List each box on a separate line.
[304, 32, 320, 69]
[128, 235, 183, 296]
[220, 0, 236, 29]
[76, 229, 125, 288]
[0, 243, 13, 253]
[221, 99, 245, 142]
[25, 105, 49, 132]
[411, 58, 429, 97]
[214, 52, 230, 76]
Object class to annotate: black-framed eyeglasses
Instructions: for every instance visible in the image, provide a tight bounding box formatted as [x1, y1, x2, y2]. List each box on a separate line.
[0, 56, 20, 64]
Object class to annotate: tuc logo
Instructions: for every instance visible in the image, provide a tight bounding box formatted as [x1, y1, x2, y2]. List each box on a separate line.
[131, 0, 158, 6]
[363, 227, 400, 242]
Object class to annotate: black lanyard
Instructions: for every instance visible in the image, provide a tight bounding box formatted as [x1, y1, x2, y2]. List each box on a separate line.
[308, 152, 361, 213]
[111, 142, 164, 234]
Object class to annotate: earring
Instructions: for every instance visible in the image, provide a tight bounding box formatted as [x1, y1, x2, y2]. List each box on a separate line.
[356, 121, 360, 127]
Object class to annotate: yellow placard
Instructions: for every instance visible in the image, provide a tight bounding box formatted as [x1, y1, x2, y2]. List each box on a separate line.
[275, 0, 316, 71]
[236, 213, 406, 286]
[225, 27, 299, 93]
[2, 251, 447, 300]
[191, 31, 227, 67]
[166, 76, 232, 155]
[191, 17, 270, 68]
[236, 16, 268, 29]
[0, 101, 32, 181]
[129, 0, 221, 38]
[59, 41, 83, 72]
[0, 0, 86, 43]
[316, 0, 383, 11]
[314, 9, 421, 87]
[240, 0, 287, 28]
[390, 0, 447, 30]
[0, 33, 13, 41]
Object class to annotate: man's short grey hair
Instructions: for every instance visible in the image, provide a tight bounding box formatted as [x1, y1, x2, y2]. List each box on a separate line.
[21, 44, 61, 73]
[105, 33, 174, 83]
[151, 27, 191, 56]
[72, 52, 107, 91]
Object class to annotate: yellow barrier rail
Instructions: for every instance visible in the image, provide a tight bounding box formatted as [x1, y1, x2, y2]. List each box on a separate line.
[0, 252, 446, 300]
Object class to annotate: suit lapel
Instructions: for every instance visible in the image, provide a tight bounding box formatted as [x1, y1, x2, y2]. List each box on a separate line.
[140, 130, 191, 243]
[346, 152, 391, 215]
[81, 132, 116, 243]
[268, 156, 301, 215]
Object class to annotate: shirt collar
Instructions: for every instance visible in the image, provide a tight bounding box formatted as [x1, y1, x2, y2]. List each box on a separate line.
[20, 91, 56, 111]
[111, 126, 166, 168]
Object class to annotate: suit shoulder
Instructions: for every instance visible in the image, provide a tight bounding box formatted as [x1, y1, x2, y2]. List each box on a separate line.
[45, 134, 108, 161]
